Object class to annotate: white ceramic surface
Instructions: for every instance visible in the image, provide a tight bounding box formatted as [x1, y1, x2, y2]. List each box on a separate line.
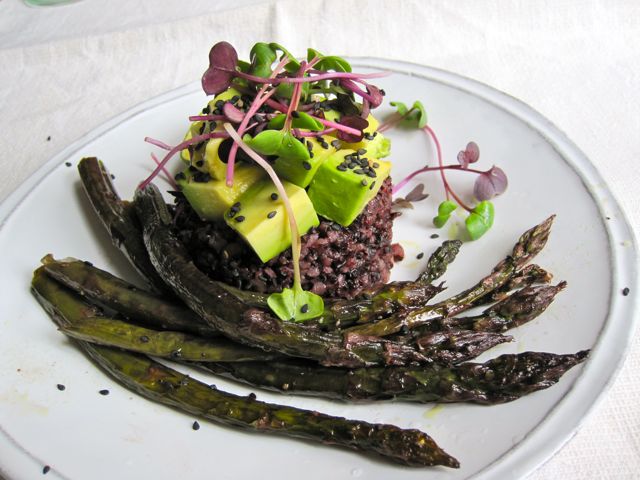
[0, 59, 636, 480]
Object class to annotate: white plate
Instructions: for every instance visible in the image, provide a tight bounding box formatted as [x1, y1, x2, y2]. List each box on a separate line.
[0, 59, 637, 480]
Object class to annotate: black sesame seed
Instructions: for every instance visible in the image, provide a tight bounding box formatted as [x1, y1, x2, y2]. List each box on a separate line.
[302, 161, 312, 171]
[227, 210, 237, 218]
[192, 421, 201, 431]
[354, 168, 365, 175]
[337, 164, 347, 171]
[380, 89, 386, 96]
[306, 140, 313, 151]
[83, 261, 93, 266]
[357, 148, 367, 155]
[231, 95, 240, 103]
[56, 384, 65, 391]
[235, 215, 245, 223]
[175, 172, 186, 181]
[369, 180, 376, 190]
[417, 252, 424, 259]
[202, 105, 211, 114]
[361, 179, 368, 186]
[622, 287, 630, 296]
[270, 193, 278, 201]
[300, 304, 309, 314]
[139, 335, 150, 343]
[215, 100, 224, 108]
[331, 139, 341, 148]
[232, 202, 241, 209]
[372, 162, 380, 168]
[430, 233, 440, 239]
[198, 123, 206, 134]
[195, 160, 204, 168]
[188, 165, 198, 173]
[291, 111, 300, 118]
[366, 170, 377, 178]
[110, 174, 116, 180]
[309, 151, 314, 158]
[344, 154, 352, 161]
[46, 136, 51, 141]
[247, 392, 257, 400]
[43, 465, 51, 474]
[267, 211, 277, 219]
[99, 389, 109, 396]
[320, 141, 329, 149]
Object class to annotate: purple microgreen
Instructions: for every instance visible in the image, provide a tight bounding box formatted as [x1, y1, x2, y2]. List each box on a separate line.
[201, 41, 239, 95]
[339, 78, 382, 107]
[336, 115, 369, 142]
[457, 141, 480, 168]
[391, 198, 415, 210]
[404, 183, 429, 202]
[433, 200, 458, 228]
[312, 116, 361, 137]
[465, 201, 495, 240]
[382, 100, 427, 131]
[223, 123, 324, 321]
[144, 137, 172, 151]
[188, 114, 227, 122]
[222, 102, 245, 123]
[150, 152, 178, 190]
[138, 131, 229, 190]
[473, 166, 508, 200]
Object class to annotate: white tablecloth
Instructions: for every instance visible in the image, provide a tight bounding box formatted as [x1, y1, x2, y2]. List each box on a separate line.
[1, 0, 638, 478]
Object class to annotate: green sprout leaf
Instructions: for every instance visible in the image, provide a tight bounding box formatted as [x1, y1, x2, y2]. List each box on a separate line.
[268, 112, 324, 131]
[465, 201, 495, 240]
[243, 130, 282, 156]
[244, 130, 310, 162]
[279, 132, 310, 161]
[307, 48, 352, 73]
[433, 200, 458, 228]
[249, 42, 277, 78]
[268, 42, 301, 72]
[390, 100, 428, 128]
[267, 287, 324, 322]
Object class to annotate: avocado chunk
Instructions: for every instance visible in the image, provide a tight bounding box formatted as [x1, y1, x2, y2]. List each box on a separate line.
[341, 114, 390, 158]
[273, 135, 337, 187]
[177, 164, 265, 221]
[180, 87, 244, 179]
[225, 179, 320, 262]
[307, 149, 391, 226]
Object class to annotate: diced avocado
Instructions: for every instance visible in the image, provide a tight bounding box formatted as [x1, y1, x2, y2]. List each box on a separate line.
[273, 135, 337, 187]
[225, 179, 319, 262]
[180, 87, 244, 178]
[177, 164, 265, 221]
[307, 149, 391, 226]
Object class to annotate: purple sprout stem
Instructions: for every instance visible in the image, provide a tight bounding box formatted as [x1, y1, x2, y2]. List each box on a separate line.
[230, 68, 390, 85]
[138, 131, 229, 190]
[424, 125, 473, 212]
[292, 128, 336, 137]
[392, 165, 487, 194]
[150, 152, 178, 190]
[188, 114, 227, 122]
[339, 78, 378, 105]
[144, 137, 173, 150]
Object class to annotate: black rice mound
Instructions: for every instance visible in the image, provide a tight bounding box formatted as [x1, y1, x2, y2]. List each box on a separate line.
[172, 178, 404, 299]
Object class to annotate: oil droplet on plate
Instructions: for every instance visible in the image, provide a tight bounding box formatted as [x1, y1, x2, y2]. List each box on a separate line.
[351, 467, 363, 477]
[423, 404, 444, 419]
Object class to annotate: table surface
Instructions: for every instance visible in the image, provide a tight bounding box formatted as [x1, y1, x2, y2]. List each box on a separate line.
[0, 0, 638, 478]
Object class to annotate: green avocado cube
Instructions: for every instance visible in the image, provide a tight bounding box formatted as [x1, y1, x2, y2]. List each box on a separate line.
[225, 179, 319, 262]
[273, 135, 337, 187]
[180, 87, 243, 180]
[307, 149, 391, 226]
[177, 164, 265, 221]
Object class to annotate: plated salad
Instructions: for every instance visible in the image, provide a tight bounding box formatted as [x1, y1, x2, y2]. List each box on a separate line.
[31, 42, 588, 469]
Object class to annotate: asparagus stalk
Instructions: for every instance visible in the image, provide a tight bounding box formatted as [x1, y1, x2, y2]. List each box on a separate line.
[344, 216, 556, 338]
[418, 282, 567, 334]
[134, 184, 465, 368]
[32, 268, 459, 468]
[42, 256, 217, 337]
[198, 350, 588, 404]
[417, 240, 462, 285]
[78, 157, 169, 293]
[33, 267, 279, 362]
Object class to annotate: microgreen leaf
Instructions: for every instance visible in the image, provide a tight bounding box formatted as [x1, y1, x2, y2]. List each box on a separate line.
[336, 115, 368, 142]
[243, 130, 283, 156]
[474, 166, 508, 200]
[267, 287, 324, 322]
[222, 102, 245, 123]
[268, 42, 301, 72]
[457, 141, 480, 168]
[279, 131, 310, 161]
[465, 201, 495, 240]
[268, 112, 324, 131]
[307, 48, 352, 73]
[390, 100, 428, 128]
[433, 200, 458, 228]
[201, 41, 239, 95]
[249, 42, 277, 78]
[404, 183, 429, 202]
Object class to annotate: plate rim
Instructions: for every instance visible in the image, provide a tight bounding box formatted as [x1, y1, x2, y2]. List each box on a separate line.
[0, 58, 637, 480]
